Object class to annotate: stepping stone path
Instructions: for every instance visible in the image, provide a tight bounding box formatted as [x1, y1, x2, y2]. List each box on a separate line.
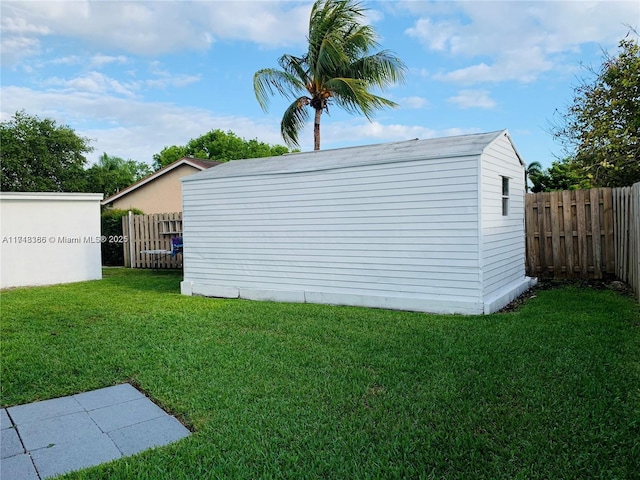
[1, 384, 190, 479]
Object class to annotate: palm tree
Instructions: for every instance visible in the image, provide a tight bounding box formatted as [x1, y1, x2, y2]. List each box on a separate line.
[525, 161, 545, 192]
[254, 0, 406, 150]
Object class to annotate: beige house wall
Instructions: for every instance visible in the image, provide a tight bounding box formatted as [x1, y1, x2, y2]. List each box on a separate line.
[111, 164, 199, 214]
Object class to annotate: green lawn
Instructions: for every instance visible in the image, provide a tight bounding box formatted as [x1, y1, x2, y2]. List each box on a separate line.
[1, 269, 639, 479]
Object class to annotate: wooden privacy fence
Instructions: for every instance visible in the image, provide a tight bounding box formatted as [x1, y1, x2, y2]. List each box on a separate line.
[613, 183, 640, 301]
[122, 212, 183, 269]
[525, 188, 614, 279]
[525, 183, 640, 301]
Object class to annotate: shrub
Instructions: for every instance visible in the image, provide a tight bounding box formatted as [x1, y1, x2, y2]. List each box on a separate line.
[101, 208, 143, 266]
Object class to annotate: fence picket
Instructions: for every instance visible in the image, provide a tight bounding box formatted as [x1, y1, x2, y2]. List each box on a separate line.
[562, 190, 574, 276]
[590, 188, 602, 278]
[574, 190, 588, 277]
[550, 192, 562, 275]
[122, 213, 131, 268]
[525, 194, 538, 275]
[121, 212, 183, 269]
[603, 188, 614, 274]
[632, 183, 640, 301]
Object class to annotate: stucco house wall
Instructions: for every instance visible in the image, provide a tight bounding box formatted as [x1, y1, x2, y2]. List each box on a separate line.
[102, 158, 221, 214]
[0, 192, 103, 289]
[110, 164, 200, 214]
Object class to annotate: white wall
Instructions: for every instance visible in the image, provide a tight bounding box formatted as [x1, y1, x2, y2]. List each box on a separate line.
[0, 192, 103, 289]
[182, 155, 484, 314]
[480, 133, 534, 312]
[181, 131, 534, 315]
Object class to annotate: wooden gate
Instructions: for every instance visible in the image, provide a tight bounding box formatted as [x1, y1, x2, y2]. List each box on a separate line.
[525, 188, 614, 279]
[122, 212, 182, 269]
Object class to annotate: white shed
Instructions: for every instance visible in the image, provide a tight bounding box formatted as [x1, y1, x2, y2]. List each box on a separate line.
[0, 192, 103, 289]
[180, 130, 536, 314]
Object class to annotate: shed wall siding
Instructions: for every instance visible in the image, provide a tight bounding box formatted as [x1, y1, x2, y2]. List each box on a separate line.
[183, 156, 483, 313]
[480, 134, 527, 302]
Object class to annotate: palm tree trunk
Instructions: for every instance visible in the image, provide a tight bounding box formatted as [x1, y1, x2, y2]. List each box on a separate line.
[314, 108, 322, 150]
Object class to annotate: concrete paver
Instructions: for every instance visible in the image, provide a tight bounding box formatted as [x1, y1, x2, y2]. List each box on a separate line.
[90, 397, 166, 433]
[1, 426, 24, 459]
[1, 454, 39, 480]
[8, 396, 84, 426]
[0, 409, 11, 430]
[1, 383, 190, 479]
[108, 414, 193, 457]
[73, 384, 143, 411]
[29, 433, 122, 480]
[18, 411, 106, 452]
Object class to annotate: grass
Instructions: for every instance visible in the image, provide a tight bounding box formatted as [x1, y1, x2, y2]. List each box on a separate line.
[1, 268, 639, 479]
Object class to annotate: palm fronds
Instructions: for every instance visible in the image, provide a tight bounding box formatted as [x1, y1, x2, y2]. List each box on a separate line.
[253, 0, 406, 149]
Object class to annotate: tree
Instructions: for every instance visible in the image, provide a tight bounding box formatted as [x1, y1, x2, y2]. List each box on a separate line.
[525, 161, 544, 192]
[254, 0, 406, 150]
[528, 158, 593, 192]
[1, 111, 92, 192]
[551, 34, 640, 187]
[152, 145, 189, 170]
[85, 153, 152, 197]
[153, 129, 290, 170]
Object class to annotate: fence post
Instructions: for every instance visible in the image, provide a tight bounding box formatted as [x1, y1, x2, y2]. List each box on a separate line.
[128, 211, 135, 268]
[633, 183, 640, 301]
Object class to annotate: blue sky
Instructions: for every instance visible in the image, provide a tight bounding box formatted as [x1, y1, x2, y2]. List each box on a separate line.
[1, 1, 638, 169]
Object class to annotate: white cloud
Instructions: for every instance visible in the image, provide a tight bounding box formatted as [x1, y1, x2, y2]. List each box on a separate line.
[90, 55, 128, 68]
[0, 83, 487, 166]
[405, 1, 639, 84]
[0, 1, 312, 66]
[143, 61, 202, 89]
[447, 90, 496, 109]
[1, 35, 41, 66]
[351, 121, 438, 141]
[436, 45, 555, 84]
[203, 2, 311, 47]
[0, 86, 287, 164]
[405, 17, 459, 52]
[1, 14, 50, 34]
[399, 96, 430, 109]
[50, 55, 82, 66]
[409, 67, 430, 78]
[38, 67, 201, 97]
[145, 74, 202, 89]
[319, 120, 463, 149]
[43, 72, 139, 97]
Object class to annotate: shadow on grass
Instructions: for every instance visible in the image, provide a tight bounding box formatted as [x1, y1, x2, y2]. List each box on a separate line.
[102, 267, 183, 294]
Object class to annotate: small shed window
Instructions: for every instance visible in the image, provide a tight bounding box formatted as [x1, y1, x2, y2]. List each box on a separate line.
[501, 176, 509, 216]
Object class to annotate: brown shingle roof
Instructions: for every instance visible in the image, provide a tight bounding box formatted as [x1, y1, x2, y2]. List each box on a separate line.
[184, 157, 224, 169]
